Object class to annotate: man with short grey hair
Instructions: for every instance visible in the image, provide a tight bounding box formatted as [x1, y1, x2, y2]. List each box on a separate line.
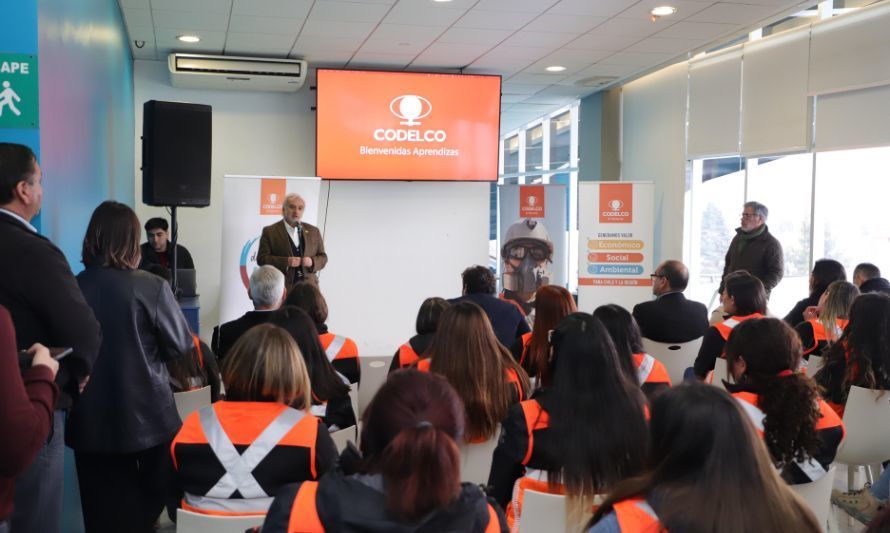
[257, 193, 327, 287]
[211, 265, 286, 360]
[719, 201, 784, 295]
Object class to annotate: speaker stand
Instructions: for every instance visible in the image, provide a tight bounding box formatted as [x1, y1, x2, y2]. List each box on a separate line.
[170, 205, 180, 297]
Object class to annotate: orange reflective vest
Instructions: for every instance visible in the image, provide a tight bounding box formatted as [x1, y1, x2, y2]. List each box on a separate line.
[518, 332, 532, 366]
[613, 498, 662, 532]
[319, 332, 360, 384]
[714, 313, 764, 341]
[396, 342, 421, 369]
[802, 318, 849, 356]
[632, 353, 671, 386]
[171, 402, 320, 516]
[417, 359, 524, 402]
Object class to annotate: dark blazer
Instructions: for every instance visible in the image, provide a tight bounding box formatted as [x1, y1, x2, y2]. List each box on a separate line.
[449, 293, 530, 348]
[257, 220, 327, 286]
[632, 292, 709, 344]
[0, 211, 101, 410]
[68, 267, 192, 453]
[138, 242, 194, 270]
[784, 294, 820, 327]
[211, 310, 277, 361]
[721, 225, 784, 293]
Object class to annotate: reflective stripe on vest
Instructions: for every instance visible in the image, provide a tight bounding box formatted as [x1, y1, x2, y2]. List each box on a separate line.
[398, 343, 420, 368]
[614, 498, 660, 532]
[186, 405, 306, 512]
[288, 481, 323, 533]
[519, 332, 532, 366]
[714, 313, 763, 341]
[507, 368, 524, 402]
[324, 335, 347, 363]
[635, 353, 655, 384]
[519, 400, 549, 466]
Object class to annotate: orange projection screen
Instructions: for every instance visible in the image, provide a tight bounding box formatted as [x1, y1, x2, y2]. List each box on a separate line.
[316, 69, 501, 181]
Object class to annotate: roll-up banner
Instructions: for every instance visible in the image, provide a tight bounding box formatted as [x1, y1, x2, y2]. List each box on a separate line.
[578, 182, 654, 312]
[498, 184, 567, 319]
[219, 175, 322, 324]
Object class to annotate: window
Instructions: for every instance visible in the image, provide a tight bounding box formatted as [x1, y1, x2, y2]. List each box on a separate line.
[525, 125, 544, 173]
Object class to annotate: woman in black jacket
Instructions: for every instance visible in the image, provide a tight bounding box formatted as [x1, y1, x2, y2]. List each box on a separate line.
[67, 201, 193, 533]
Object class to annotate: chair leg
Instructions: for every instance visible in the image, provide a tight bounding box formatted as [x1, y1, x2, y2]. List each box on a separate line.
[867, 465, 875, 485]
[847, 466, 856, 492]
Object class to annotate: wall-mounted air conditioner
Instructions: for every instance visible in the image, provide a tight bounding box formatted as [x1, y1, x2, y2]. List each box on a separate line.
[168, 53, 308, 92]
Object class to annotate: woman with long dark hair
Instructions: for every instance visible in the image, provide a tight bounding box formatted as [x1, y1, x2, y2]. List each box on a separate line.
[725, 318, 844, 484]
[418, 301, 530, 443]
[588, 384, 821, 532]
[795, 280, 858, 360]
[488, 312, 648, 531]
[259, 370, 508, 532]
[815, 292, 890, 416]
[390, 297, 450, 372]
[593, 304, 671, 402]
[271, 306, 355, 431]
[693, 270, 767, 379]
[510, 285, 575, 385]
[784, 258, 847, 327]
[68, 201, 193, 532]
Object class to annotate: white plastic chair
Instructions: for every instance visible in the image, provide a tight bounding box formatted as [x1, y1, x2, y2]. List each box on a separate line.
[518, 490, 566, 533]
[331, 425, 357, 454]
[358, 355, 392, 418]
[711, 358, 729, 386]
[174, 386, 211, 422]
[641, 337, 703, 385]
[459, 433, 499, 485]
[806, 355, 824, 374]
[836, 386, 890, 489]
[348, 387, 359, 424]
[175, 508, 264, 533]
[791, 466, 836, 532]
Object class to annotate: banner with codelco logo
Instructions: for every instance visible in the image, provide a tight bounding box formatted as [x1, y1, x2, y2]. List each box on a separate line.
[316, 69, 500, 181]
[577, 181, 654, 313]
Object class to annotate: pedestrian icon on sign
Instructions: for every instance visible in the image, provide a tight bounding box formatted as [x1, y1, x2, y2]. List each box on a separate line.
[0, 81, 22, 117]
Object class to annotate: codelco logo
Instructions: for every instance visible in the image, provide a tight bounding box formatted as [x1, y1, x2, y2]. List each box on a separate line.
[373, 94, 447, 143]
[599, 183, 633, 223]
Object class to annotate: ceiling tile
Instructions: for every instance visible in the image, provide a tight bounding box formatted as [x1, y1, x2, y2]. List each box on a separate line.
[618, 0, 716, 21]
[232, 0, 313, 18]
[411, 42, 488, 67]
[501, 93, 530, 103]
[598, 50, 674, 67]
[127, 26, 157, 57]
[383, 3, 470, 27]
[591, 17, 675, 38]
[314, 0, 394, 3]
[229, 15, 304, 35]
[293, 34, 366, 53]
[437, 27, 513, 47]
[507, 72, 567, 85]
[522, 13, 608, 34]
[500, 31, 578, 48]
[474, 0, 555, 12]
[562, 32, 642, 51]
[151, 0, 231, 13]
[299, 20, 377, 38]
[462, 66, 519, 77]
[225, 32, 295, 56]
[521, 93, 580, 105]
[360, 24, 439, 54]
[349, 51, 416, 68]
[308, 1, 391, 22]
[151, 10, 230, 31]
[454, 9, 539, 30]
[122, 8, 153, 28]
[523, 48, 613, 74]
[686, 2, 781, 24]
[556, 62, 641, 84]
[625, 36, 704, 54]
[656, 20, 738, 39]
[548, 0, 637, 17]
[502, 82, 552, 94]
[155, 28, 227, 53]
[119, 0, 151, 8]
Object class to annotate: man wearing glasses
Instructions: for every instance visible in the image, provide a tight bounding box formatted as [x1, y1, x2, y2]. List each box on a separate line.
[719, 201, 784, 296]
[633, 260, 709, 343]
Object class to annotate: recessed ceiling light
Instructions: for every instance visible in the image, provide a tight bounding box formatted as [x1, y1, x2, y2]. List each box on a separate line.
[546, 65, 566, 72]
[650, 5, 677, 17]
[177, 35, 200, 43]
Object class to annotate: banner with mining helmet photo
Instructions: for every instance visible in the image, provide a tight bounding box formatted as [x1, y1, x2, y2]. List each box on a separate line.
[578, 181, 654, 312]
[219, 175, 322, 324]
[498, 184, 567, 320]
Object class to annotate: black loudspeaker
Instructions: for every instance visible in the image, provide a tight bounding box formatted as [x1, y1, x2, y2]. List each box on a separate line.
[142, 100, 212, 207]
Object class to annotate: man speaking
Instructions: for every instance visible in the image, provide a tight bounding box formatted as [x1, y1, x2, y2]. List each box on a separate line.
[720, 201, 784, 295]
[257, 193, 327, 286]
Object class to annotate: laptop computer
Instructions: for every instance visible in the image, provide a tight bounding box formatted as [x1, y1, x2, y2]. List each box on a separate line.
[176, 269, 198, 298]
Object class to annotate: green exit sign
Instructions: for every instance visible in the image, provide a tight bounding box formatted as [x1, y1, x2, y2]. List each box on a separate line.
[0, 53, 38, 129]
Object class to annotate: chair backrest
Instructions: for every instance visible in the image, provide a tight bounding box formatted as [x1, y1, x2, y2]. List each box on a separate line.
[791, 466, 836, 532]
[331, 425, 356, 454]
[358, 355, 393, 418]
[805, 355, 823, 374]
[836, 386, 890, 466]
[712, 358, 729, 386]
[459, 433, 499, 485]
[174, 386, 212, 422]
[641, 337, 704, 385]
[348, 387, 359, 423]
[176, 508, 265, 533]
[518, 490, 566, 533]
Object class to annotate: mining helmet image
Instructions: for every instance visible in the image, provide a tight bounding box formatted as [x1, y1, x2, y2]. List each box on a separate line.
[501, 219, 554, 293]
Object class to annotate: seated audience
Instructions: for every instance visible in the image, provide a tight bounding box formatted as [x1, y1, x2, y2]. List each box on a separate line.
[390, 297, 450, 373]
[171, 324, 336, 517]
[0, 306, 59, 527]
[815, 292, 890, 416]
[854, 262, 890, 294]
[693, 271, 767, 380]
[794, 280, 858, 360]
[69, 201, 193, 532]
[449, 265, 530, 348]
[488, 313, 648, 531]
[834, 464, 890, 525]
[286, 282, 360, 385]
[510, 285, 575, 384]
[418, 301, 530, 442]
[138, 216, 195, 271]
[588, 384, 820, 532]
[594, 304, 672, 402]
[259, 370, 508, 532]
[784, 259, 846, 327]
[271, 306, 355, 431]
[212, 265, 285, 360]
[632, 260, 709, 343]
[725, 318, 844, 485]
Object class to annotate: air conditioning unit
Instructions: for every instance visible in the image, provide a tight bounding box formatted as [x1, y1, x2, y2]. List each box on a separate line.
[168, 53, 308, 92]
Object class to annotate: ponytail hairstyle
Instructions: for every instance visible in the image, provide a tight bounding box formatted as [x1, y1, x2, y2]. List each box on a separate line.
[592, 304, 644, 386]
[591, 384, 821, 533]
[524, 285, 576, 384]
[724, 318, 821, 467]
[359, 370, 464, 522]
[818, 281, 859, 343]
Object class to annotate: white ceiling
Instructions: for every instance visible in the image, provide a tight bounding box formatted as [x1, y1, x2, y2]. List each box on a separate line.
[119, 0, 816, 132]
